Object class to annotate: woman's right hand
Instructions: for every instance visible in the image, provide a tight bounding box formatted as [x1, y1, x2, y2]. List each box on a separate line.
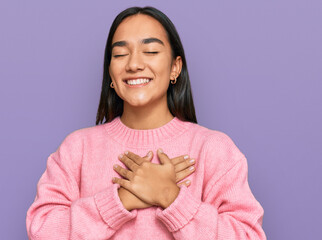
[117, 151, 196, 211]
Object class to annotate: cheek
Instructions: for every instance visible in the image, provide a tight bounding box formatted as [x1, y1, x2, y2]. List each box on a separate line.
[108, 64, 124, 98]
[109, 65, 116, 80]
[150, 56, 172, 78]
[109, 61, 123, 79]
[108, 65, 114, 81]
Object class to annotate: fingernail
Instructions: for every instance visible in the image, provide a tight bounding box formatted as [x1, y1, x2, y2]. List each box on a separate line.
[189, 166, 195, 171]
[184, 155, 189, 159]
[113, 164, 118, 169]
[119, 154, 123, 159]
[186, 180, 191, 184]
[158, 148, 163, 153]
[190, 159, 195, 163]
[124, 151, 128, 155]
[148, 151, 152, 156]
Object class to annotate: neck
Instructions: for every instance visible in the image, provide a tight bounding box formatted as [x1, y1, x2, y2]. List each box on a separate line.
[121, 99, 174, 130]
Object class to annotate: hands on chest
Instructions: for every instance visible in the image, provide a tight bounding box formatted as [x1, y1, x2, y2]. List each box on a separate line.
[112, 149, 196, 211]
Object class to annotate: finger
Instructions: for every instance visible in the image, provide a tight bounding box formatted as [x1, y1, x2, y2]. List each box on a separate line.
[175, 165, 195, 183]
[118, 154, 138, 171]
[177, 180, 191, 187]
[112, 177, 132, 190]
[171, 154, 190, 165]
[142, 151, 153, 162]
[157, 148, 171, 164]
[113, 164, 134, 180]
[125, 151, 146, 165]
[174, 158, 195, 173]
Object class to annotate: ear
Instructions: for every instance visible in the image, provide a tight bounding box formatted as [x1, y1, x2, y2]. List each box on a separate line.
[170, 56, 182, 80]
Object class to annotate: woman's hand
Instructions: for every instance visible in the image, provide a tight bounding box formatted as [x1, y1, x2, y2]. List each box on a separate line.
[115, 150, 196, 211]
[117, 152, 153, 211]
[113, 149, 195, 209]
[170, 153, 196, 185]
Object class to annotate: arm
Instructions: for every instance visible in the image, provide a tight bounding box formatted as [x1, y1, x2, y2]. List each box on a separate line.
[155, 135, 266, 239]
[26, 133, 136, 240]
[156, 157, 266, 239]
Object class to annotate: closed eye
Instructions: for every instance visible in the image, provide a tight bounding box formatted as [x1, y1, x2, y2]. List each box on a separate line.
[144, 52, 159, 54]
[113, 54, 128, 58]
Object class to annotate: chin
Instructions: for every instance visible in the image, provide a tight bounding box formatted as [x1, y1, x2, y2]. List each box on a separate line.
[123, 94, 165, 108]
[124, 94, 152, 106]
[125, 99, 151, 108]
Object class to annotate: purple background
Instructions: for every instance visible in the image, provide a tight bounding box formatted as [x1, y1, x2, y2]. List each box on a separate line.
[1, 0, 321, 239]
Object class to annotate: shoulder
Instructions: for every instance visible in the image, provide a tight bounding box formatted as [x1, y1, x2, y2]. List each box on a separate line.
[187, 122, 243, 155]
[187, 122, 245, 174]
[63, 123, 107, 142]
[56, 124, 107, 153]
[50, 124, 107, 168]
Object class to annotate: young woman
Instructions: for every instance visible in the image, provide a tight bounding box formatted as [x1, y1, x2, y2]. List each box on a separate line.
[27, 6, 266, 239]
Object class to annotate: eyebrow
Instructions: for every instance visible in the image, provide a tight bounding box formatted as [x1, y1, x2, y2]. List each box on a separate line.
[111, 37, 164, 50]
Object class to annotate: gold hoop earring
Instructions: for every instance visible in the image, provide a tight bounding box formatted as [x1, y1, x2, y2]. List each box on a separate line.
[170, 76, 177, 85]
[110, 82, 114, 88]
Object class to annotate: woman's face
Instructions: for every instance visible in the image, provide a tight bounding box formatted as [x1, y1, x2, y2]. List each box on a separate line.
[109, 14, 181, 109]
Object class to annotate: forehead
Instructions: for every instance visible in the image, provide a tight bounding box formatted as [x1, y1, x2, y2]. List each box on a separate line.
[112, 14, 169, 45]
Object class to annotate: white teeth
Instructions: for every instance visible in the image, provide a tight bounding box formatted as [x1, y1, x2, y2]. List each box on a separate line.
[126, 78, 151, 85]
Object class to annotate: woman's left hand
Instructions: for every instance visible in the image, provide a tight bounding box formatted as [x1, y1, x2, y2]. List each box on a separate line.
[112, 149, 180, 209]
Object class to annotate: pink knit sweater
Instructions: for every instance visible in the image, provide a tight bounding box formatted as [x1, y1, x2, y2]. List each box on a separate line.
[26, 116, 266, 239]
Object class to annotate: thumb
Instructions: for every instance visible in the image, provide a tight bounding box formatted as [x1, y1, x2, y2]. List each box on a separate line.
[142, 150, 153, 162]
[157, 148, 170, 165]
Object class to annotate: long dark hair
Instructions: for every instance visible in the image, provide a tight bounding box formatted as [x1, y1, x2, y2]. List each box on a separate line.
[96, 6, 197, 125]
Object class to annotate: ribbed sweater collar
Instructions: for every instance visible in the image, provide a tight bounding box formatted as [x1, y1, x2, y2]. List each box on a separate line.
[103, 116, 190, 147]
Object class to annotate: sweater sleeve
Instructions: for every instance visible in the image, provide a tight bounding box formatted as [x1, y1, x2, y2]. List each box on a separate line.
[155, 134, 266, 239]
[26, 132, 137, 240]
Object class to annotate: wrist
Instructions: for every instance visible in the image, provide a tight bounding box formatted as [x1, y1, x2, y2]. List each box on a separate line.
[159, 184, 180, 209]
[118, 188, 133, 211]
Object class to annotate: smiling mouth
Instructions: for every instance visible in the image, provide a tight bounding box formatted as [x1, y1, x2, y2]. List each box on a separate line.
[124, 78, 152, 86]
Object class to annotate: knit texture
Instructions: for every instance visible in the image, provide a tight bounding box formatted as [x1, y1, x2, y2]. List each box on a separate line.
[26, 117, 266, 239]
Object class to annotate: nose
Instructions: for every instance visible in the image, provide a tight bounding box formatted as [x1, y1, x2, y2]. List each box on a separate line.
[125, 51, 145, 72]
